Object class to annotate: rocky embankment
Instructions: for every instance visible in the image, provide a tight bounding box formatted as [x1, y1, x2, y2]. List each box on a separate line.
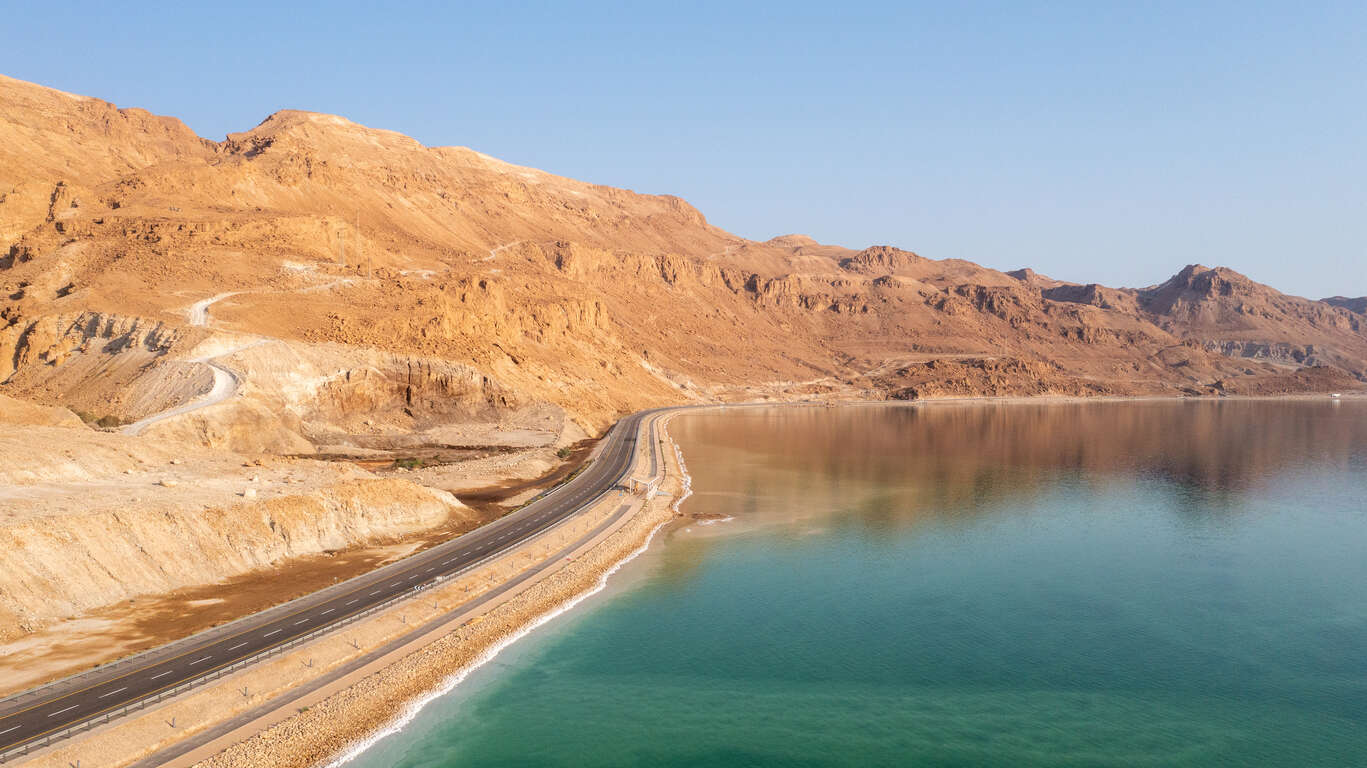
[0, 416, 471, 645]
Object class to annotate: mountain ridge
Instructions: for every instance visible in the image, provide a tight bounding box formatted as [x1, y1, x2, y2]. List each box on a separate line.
[1, 73, 1363, 455]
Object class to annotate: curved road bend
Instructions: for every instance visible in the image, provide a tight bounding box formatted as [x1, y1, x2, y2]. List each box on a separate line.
[0, 408, 664, 756]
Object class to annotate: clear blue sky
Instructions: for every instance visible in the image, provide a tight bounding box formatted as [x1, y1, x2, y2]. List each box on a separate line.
[5, 1, 1364, 298]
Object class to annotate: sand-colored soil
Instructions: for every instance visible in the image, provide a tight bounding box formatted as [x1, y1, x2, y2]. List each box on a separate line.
[12, 415, 679, 768]
[0, 415, 591, 694]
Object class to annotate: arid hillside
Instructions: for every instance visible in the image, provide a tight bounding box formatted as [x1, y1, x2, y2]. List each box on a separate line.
[2, 74, 1364, 455]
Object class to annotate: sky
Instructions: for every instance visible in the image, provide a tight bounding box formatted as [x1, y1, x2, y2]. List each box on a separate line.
[4, 1, 1364, 298]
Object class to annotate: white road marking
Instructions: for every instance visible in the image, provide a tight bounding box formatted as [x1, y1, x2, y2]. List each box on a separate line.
[227, 642, 248, 651]
[151, 670, 174, 680]
[0, 725, 19, 735]
[48, 705, 79, 717]
[345, 599, 358, 605]
[321, 608, 334, 615]
[370, 590, 382, 596]
[189, 656, 212, 665]
[293, 619, 309, 625]
[263, 629, 281, 637]
[98, 687, 128, 699]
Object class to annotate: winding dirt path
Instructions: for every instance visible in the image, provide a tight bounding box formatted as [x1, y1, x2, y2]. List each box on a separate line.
[120, 343, 265, 436]
[187, 292, 238, 327]
[121, 294, 258, 436]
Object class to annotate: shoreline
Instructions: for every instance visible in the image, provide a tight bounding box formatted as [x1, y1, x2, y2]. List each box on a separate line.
[194, 414, 692, 768]
[316, 414, 698, 768]
[838, 391, 1365, 408]
[14, 394, 1359, 766]
[322, 515, 675, 768]
[294, 391, 1345, 764]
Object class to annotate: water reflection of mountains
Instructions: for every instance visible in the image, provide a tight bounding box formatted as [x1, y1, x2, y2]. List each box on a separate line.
[674, 401, 1367, 525]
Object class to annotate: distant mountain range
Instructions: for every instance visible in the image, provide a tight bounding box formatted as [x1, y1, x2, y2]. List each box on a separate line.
[0, 73, 1362, 451]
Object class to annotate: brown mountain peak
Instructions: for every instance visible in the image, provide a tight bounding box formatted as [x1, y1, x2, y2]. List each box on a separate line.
[839, 245, 926, 275]
[766, 234, 819, 248]
[1322, 296, 1367, 314]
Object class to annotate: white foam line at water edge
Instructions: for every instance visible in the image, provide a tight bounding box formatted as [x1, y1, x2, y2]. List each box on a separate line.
[324, 521, 672, 766]
[324, 427, 692, 767]
[669, 425, 693, 514]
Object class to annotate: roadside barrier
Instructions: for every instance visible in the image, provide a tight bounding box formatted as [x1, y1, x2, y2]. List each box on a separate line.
[0, 411, 668, 764]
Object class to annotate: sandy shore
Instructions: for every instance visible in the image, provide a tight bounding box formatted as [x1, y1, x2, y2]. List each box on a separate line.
[9, 412, 682, 768]
[197, 417, 687, 768]
[15, 393, 1359, 767]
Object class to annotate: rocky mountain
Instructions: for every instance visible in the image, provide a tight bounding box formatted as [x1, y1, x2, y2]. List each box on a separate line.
[1323, 296, 1367, 315]
[1, 73, 1363, 454]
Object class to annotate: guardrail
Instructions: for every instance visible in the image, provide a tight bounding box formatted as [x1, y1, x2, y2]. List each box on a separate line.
[0, 410, 669, 764]
[0, 559, 471, 763]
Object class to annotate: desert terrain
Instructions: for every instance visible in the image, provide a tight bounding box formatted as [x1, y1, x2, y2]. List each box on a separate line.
[1, 71, 1365, 695]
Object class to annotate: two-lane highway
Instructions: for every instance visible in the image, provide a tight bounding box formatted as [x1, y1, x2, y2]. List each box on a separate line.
[0, 408, 665, 757]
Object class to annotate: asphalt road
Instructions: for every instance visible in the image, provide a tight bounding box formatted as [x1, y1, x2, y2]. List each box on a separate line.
[0, 408, 661, 756]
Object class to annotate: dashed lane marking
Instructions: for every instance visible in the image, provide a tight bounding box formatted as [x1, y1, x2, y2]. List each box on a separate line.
[0, 418, 649, 740]
[97, 687, 128, 699]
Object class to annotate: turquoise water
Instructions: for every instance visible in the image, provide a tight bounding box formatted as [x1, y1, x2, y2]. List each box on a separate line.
[349, 401, 1367, 767]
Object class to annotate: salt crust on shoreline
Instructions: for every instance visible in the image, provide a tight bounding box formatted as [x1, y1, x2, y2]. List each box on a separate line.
[197, 419, 689, 768]
[205, 486, 680, 768]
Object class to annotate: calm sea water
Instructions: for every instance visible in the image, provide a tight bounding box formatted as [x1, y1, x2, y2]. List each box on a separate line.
[348, 401, 1367, 767]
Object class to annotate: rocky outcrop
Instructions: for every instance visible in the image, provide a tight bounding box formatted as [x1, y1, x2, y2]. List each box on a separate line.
[879, 357, 1125, 400]
[0, 310, 201, 422]
[1323, 296, 1367, 314]
[839, 245, 927, 275]
[1202, 340, 1322, 366]
[1043, 283, 1141, 313]
[1213, 365, 1360, 395]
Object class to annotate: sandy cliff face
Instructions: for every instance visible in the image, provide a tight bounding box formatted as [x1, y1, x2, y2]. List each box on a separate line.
[0, 422, 470, 641]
